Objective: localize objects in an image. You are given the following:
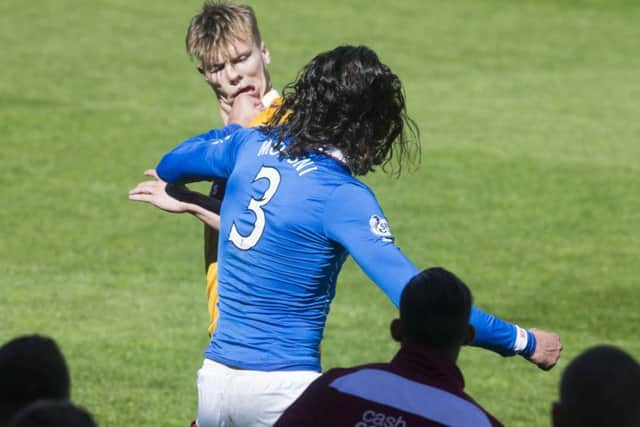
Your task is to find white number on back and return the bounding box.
[229,166,281,250]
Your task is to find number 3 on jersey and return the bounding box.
[229,166,281,250]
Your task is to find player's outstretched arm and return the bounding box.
[323,183,562,370]
[128,169,221,230]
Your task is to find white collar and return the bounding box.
[319,146,348,165]
[262,89,280,108]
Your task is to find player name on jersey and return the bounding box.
[257,140,318,176]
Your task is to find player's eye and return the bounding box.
[234,54,250,64]
[200,64,224,75]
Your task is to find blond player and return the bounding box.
[130,1,280,336]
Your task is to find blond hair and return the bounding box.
[186,1,262,67]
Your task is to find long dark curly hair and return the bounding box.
[265,45,419,176]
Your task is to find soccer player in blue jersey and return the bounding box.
[155,45,562,426]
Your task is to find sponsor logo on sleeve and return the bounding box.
[369,215,394,243]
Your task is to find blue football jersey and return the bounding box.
[157,125,527,371]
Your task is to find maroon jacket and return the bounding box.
[275,345,503,427]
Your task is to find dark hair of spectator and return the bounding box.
[400,267,472,349]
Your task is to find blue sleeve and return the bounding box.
[470,307,518,356]
[156,124,243,184]
[323,183,419,306]
[323,183,528,357]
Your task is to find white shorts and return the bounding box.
[196,359,320,427]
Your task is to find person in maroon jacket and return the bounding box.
[274,267,503,427]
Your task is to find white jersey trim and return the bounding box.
[513,325,529,353]
[329,368,492,427]
[262,89,280,108]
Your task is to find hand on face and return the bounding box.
[227,93,265,127]
[200,39,271,124]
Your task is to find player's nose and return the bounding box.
[225,64,241,85]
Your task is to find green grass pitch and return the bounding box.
[2,0,639,425]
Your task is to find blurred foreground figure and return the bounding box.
[552,345,640,427]
[7,400,97,427]
[0,335,70,426]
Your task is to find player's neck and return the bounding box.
[219,104,230,126]
[401,342,460,363]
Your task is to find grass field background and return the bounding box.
[2,0,639,425]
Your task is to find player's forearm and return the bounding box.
[348,232,537,358]
[469,307,536,357]
[157,141,216,184]
[157,124,241,184]
[186,203,221,230]
[344,216,538,358]
[165,184,221,214]
[163,184,221,228]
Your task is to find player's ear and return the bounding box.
[390,318,403,342]
[260,42,271,65]
[463,324,475,346]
